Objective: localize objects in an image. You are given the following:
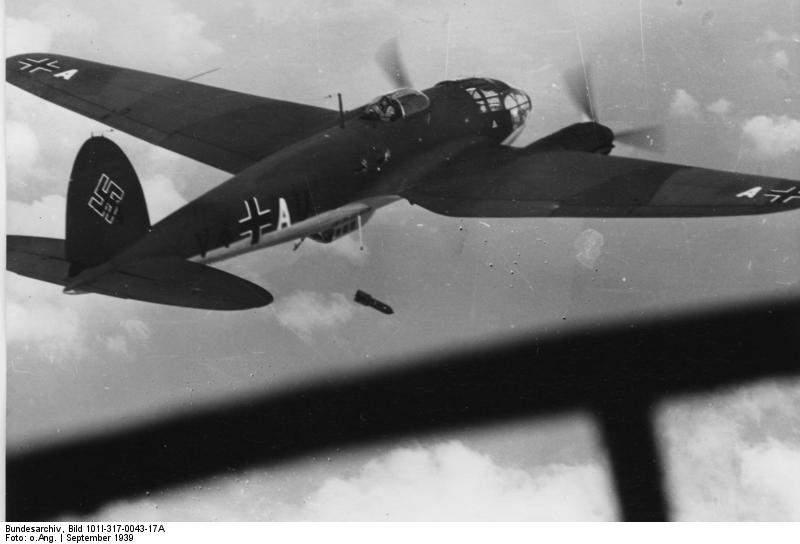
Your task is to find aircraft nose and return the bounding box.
[514,88,532,113]
[504,87,532,131]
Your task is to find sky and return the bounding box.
[5,0,800,521]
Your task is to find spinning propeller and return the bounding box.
[563,65,665,153]
[376,38,414,89]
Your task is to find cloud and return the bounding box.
[5,17,53,54]
[6,256,152,365]
[6,281,154,366]
[772,49,790,70]
[760,29,800,44]
[7,195,66,237]
[141,174,189,223]
[5,121,43,187]
[272,291,355,340]
[574,228,604,269]
[6,277,83,363]
[669,89,701,118]
[739,441,800,519]
[706,98,732,117]
[741,115,800,158]
[29,0,222,73]
[659,380,800,521]
[83,441,615,521]
[295,441,613,520]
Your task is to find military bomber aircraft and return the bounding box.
[7,43,800,309]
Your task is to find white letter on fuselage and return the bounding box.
[277,197,292,230]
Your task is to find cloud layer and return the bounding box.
[84,441,616,521]
[659,380,800,521]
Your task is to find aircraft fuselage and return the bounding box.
[109,80,531,267]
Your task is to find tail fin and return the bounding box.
[66,136,150,269]
[8,137,273,310]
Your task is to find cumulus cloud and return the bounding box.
[295,442,613,521]
[4,272,154,364]
[706,98,732,117]
[84,441,616,521]
[574,228,604,269]
[669,89,701,118]
[659,380,800,520]
[741,115,800,158]
[8,278,145,366]
[272,291,355,340]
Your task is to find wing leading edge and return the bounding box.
[403,148,800,218]
[7,53,340,173]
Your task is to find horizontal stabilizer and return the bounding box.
[7,235,272,310]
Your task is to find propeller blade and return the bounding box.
[615,125,666,153]
[376,38,413,89]
[563,65,597,122]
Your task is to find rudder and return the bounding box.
[66,136,150,269]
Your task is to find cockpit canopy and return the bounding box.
[439,77,532,130]
[363,88,431,122]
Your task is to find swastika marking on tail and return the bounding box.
[88,173,125,224]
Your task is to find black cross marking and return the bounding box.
[764,185,800,204]
[18,57,61,74]
[238,196,272,245]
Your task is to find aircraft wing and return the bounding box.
[7,53,341,173]
[402,148,800,217]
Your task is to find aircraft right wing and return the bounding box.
[402,147,800,218]
[7,53,341,173]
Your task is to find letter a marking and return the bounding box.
[736,187,762,199]
[277,197,292,230]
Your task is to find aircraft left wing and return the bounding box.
[7,53,341,173]
[402,147,800,217]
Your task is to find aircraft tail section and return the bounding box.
[7,137,273,310]
[66,136,150,269]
